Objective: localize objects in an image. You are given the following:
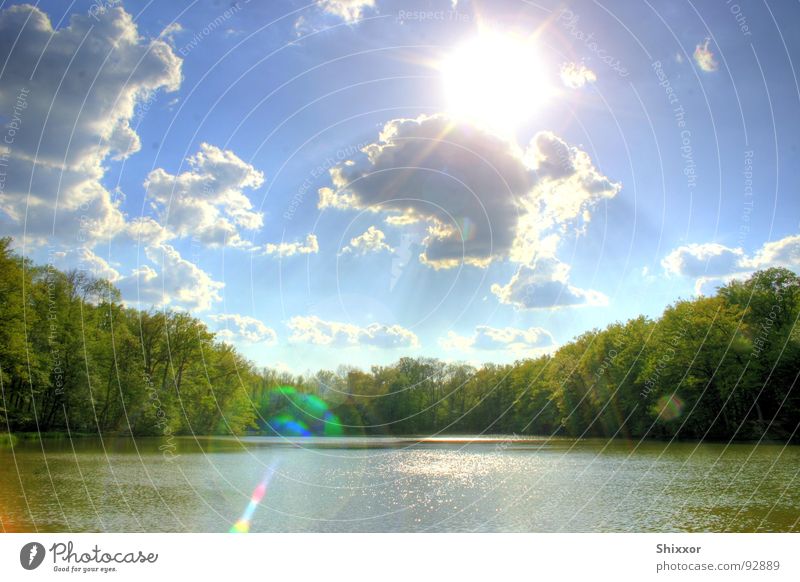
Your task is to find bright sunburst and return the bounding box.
[440,30,552,135]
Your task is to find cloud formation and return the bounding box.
[145,144,264,248]
[209,313,277,344]
[662,243,745,278]
[560,62,597,88]
[0,4,181,246]
[116,244,223,311]
[319,0,376,22]
[263,234,319,257]
[693,38,718,72]
[318,114,619,307]
[441,325,555,352]
[288,315,419,348]
[662,235,800,293]
[748,235,800,269]
[491,256,608,309]
[319,115,531,268]
[340,226,394,255]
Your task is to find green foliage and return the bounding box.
[249,269,799,441]
[0,240,256,437]
[1,238,797,442]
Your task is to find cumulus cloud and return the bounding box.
[662,235,800,294]
[263,234,319,257]
[318,115,531,268]
[693,38,718,72]
[209,313,277,344]
[560,62,597,88]
[0,4,181,246]
[122,217,174,247]
[520,131,621,245]
[288,315,419,348]
[747,235,800,269]
[491,256,608,309]
[340,226,393,255]
[145,143,264,248]
[318,114,619,306]
[74,248,121,283]
[116,244,223,311]
[662,243,746,278]
[319,0,376,22]
[441,325,555,352]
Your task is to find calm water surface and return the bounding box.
[1,436,798,532]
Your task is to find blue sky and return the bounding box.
[1,0,799,373]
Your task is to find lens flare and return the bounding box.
[230,462,279,533]
[261,386,343,437]
[654,393,685,421]
[455,216,476,241]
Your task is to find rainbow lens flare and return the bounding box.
[261,386,343,437]
[230,462,279,533]
[455,216,476,241]
[654,393,685,421]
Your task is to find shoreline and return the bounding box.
[2,431,794,447]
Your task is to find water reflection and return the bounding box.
[0,437,797,532]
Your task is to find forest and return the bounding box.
[1,237,798,441]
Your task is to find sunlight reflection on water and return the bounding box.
[0,437,797,532]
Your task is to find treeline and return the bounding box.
[1,237,799,441]
[0,238,255,436]
[263,268,800,441]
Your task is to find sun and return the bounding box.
[440,30,551,135]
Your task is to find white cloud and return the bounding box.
[122,217,173,247]
[747,235,800,269]
[693,38,718,72]
[661,243,746,278]
[560,62,597,88]
[318,114,618,308]
[145,143,264,248]
[441,325,555,352]
[662,235,800,294]
[0,4,181,246]
[288,315,419,348]
[209,313,277,344]
[263,234,319,257]
[319,115,531,268]
[116,244,223,311]
[318,0,376,22]
[491,256,608,309]
[53,247,121,283]
[75,248,121,283]
[340,226,393,255]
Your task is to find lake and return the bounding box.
[1,436,798,532]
